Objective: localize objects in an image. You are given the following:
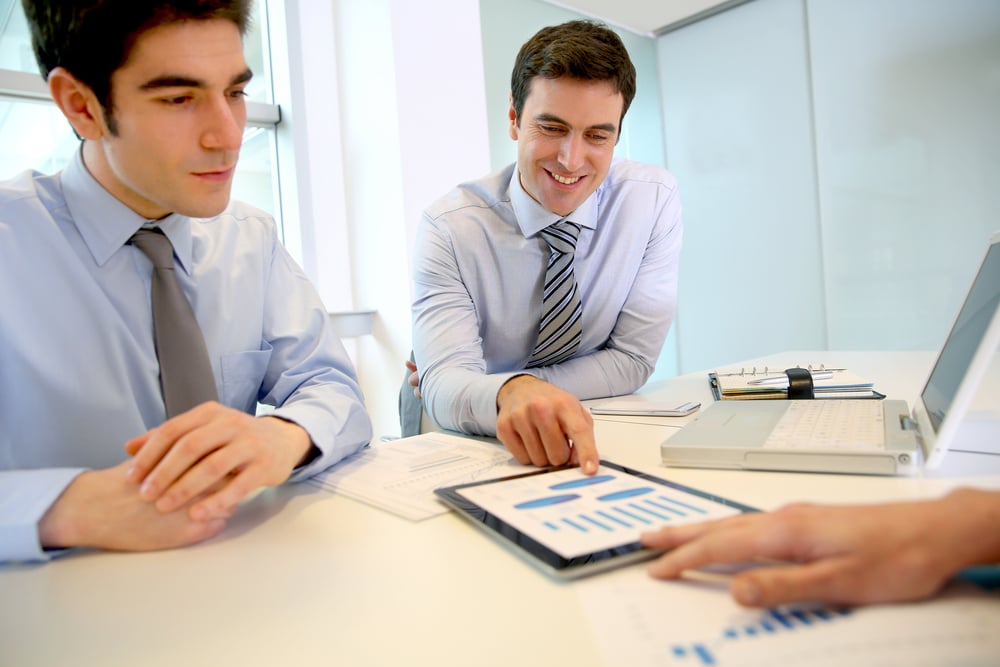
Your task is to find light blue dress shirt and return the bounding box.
[0,149,372,562]
[412,158,683,435]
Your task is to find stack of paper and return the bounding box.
[308,432,527,520]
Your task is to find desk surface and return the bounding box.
[3,351,999,666]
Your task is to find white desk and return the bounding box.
[2,351,998,666]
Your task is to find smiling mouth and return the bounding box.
[549,171,582,185]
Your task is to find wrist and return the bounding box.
[260,415,316,469]
[37,472,92,550]
[496,373,538,409]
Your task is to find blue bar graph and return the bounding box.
[669,606,854,664]
[550,475,615,490]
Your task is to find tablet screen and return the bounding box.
[434,460,757,579]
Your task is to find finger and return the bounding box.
[730,559,852,607]
[126,403,219,484]
[497,417,544,467]
[124,431,150,457]
[139,413,240,503]
[646,521,792,579]
[640,516,734,549]
[152,443,248,513]
[519,424,552,467]
[536,415,574,467]
[188,470,254,521]
[405,360,417,373]
[408,370,419,388]
[559,404,597,474]
[564,426,597,474]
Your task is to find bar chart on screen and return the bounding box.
[577,565,1000,667]
[458,466,742,559]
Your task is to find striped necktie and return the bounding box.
[527,220,583,368]
[131,228,218,418]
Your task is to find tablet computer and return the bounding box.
[434,460,758,580]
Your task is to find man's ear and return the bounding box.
[507,93,519,141]
[47,67,107,140]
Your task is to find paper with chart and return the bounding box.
[308,432,527,520]
[456,465,742,559]
[576,564,1000,667]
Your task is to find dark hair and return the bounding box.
[22,0,252,115]
[510,20,636,129]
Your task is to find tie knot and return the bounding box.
[540,220,581,255]
[131,228,175,269]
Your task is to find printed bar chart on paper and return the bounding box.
[576,564,1000,667]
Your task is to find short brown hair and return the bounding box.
[510,20,636,129]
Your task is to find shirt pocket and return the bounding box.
[220,343,273,413]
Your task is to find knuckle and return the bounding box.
[175,435,205,458]
[203,455,233,479]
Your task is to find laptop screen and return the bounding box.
[921,240,1000,432]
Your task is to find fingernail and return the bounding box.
[140,480,155,500]
[584,460,598,474]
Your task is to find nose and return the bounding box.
[202,96,246,152]
[557,133,586,173]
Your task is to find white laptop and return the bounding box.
[661,233,1000,476]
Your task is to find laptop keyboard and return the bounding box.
[764,400,886,450]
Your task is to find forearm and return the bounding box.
[420,365,522,436]
[532,345,655,399]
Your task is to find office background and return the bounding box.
[0,0,996,440]
[344,0,999,438]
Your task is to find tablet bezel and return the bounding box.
[434,460,758,580]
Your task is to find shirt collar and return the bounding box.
[61,147,194,273]
[508,166,599,238]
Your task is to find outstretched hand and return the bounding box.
[641,489,1000,607]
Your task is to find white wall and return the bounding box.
[331,0,491,439]
[658,0,1000,373]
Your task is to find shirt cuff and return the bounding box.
[0,468,85,564]
[271,400,372,482]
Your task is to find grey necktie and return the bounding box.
[527,220,583,368]
[131,228,218,417]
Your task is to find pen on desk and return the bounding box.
[747,371,834,385]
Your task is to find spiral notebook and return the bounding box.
[708,366,882,400]
[663,233,1000,476]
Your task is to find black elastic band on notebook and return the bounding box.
[785,367,815,399]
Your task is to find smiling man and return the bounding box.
[407,21,683,472]
[0,0,372,563]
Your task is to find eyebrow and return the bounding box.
[534,112,617,134]
[139,68,253,91]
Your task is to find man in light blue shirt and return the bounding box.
[409,21,682,474]
[0,0,372,563]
